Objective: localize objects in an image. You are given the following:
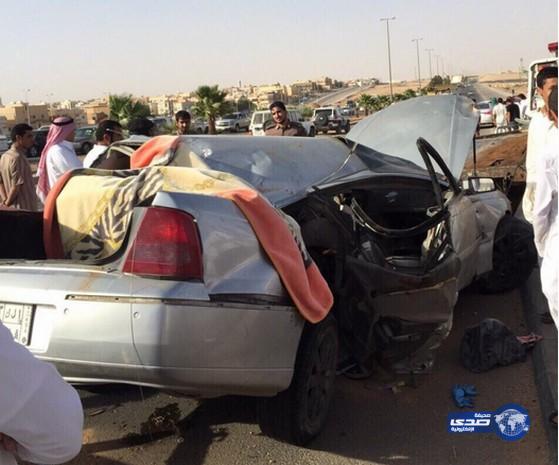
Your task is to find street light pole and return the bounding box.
[435,55,440,76]
[425,48,434,80]
[24,88,31,125]
[412,38,423,91]
[380,16,396,101]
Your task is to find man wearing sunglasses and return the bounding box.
[83,119,124,168]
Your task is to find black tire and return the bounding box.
[308,127,316,137]
[234,124,240,133]
[476,215,537,293]
[344,121,351,133]
[81,142,92,154]
[258,316,338,445]
[196,127,203,134]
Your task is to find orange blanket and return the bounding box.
[217,188,333,323]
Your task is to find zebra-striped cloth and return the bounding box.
[54,166,249,262]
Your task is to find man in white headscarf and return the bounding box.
[36,116,82,203]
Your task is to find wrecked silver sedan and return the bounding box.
[0,96,536,445]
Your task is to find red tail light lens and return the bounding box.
[123,207,203,280]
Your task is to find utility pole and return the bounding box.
[435,55,440,76]
[425,48,434,80]
[412,38,423,91]
[380,16,396,101]
[23,88,31,125]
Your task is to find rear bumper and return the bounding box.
[29,297,304,397]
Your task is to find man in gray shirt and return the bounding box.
[0,124,38,211]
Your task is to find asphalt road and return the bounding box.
[66,285,552,465]
[307,85,368,107]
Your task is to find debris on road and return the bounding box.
[460,318,527,372]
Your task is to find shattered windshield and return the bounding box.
[173,136,367,206]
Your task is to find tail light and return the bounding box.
[123,207,203,280]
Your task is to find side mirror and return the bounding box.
[462,177,496,193]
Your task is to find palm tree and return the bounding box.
[358,94,375,116]
[192,85,229,134]
[109,94,151,128]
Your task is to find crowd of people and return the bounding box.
[490,94,528,134]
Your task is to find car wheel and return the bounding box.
[476,215,537,293]
[196,127,203,134]
[204,127,209,134]
[308,127,316,137]
[81,142,92,154]
[258,315,338,445]
[345,122,351,133]
[235,124,240,132]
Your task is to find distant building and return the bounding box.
[0,102,50,130]
[0,116,7,135]
[288,80,318,99]
[80,100,110,125]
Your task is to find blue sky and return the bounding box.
[0,0,557,103]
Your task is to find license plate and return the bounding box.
[0,303,34,345]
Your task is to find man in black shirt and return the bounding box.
[506,98,520,132]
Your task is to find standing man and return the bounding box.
[265,101,307,136]
[533,85,558,327]
[175,110,192,135]
[36,116,82,203]
[0,124,38,210]
[83,120,124,168]
[492,98,508,134]
[505,97,520,132]
[522,66,558,224]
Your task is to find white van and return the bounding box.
[249,110,315,136]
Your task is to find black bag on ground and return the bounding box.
[460,318,526,372]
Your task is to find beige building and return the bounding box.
[80,100,109,125]
[148,95,191,116]
[251,83,288,109]
[287,80,318,99]
[0,102,50,131]
[0,116,8,135]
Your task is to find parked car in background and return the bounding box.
[191,118,209,134]
[341,107,356,116]
[312,107,351,134]
[28,127,50,158]
[475,100,494,127]
[249,109,315,136]
[215,112,250,133]
[148,116,173,135]
[73,125,96,154]
[0,135,10,153]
